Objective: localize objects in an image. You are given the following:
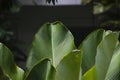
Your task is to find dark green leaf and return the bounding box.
[25,59,56,80]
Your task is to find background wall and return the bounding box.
[10,5,97,47]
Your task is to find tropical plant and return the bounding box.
[0,21,120,80]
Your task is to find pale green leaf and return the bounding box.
[26,21,75,70]
[105,43,120,80]
[0,43,24,80]
[96,31,119,80]
[56,50,81,80]
[79,29,104,74]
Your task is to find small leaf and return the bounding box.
[81,0,92,5]
[94,2,113,14]
[25,59,56,80]
[0,43,24,80]
[94,3,104,14]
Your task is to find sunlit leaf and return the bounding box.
[105,43,120,80]
[26,21,75,70]
[82,66,97,80]
[96,31,119,80]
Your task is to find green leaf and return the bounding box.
[56,50,81,80]
[95,31,119,80]
[25,59,56,80]
[105,43,120,80]
[81,0,92,5]
[94,3,104,14]
[93,2,113,14]
[26,21,75,70]
[0,43,24,80]
[79,29,104,74]
[82,66,97,80]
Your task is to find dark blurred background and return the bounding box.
[0,0,120,68]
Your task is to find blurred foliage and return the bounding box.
[80,0,120,29]
[0,0,20,13]
[94,0,120,14]
[93,0,120,28]
[81,0,92,5]
[0,0,26,68]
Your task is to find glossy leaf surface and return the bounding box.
[26,22,75,70]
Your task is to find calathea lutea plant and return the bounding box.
[0,21,120,80]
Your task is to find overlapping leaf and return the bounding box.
[56,50,81,80]
[79,29,104,74]
[105,43,120,80]
[0,21,120,80]
[82,66,97,80]
[26,22,75,70]
[0,43,24,80]
[25,59,56,80]
[96,31,119,80]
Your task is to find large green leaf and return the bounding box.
[82,66,97,80]
[95,31,119,80]
[0,43,24,80]
[105,43,120,80]
[26,21,75,70]
[56,50,81,80]
[79,29,104,74]
[25,59,56,80]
